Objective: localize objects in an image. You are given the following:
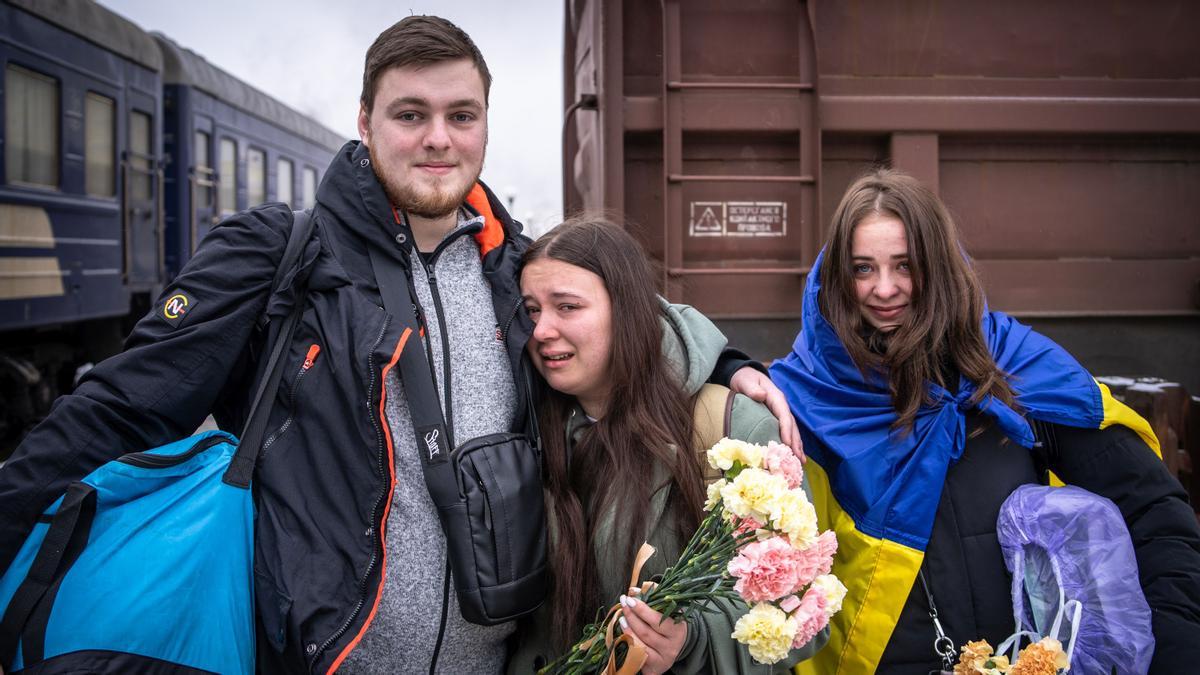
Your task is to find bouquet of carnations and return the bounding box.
[954,637,1069,675]
[540,438,845,674]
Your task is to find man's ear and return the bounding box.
[357,104,371,146]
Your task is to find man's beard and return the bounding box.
[368,143,482,219]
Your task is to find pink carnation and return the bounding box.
[789,530,838,588]
[733,516,764,538]
[779,594,802,613]
[791,588,829,649]
[813,530,838,577]
[727,537,804,603]
[763,441,805,490]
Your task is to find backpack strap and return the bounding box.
[693,383,734,483]
[0,482,97,664]
[223,209,316,487]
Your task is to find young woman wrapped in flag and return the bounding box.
[770,169,1200,674]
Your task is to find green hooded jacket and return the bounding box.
[508,302,827,674]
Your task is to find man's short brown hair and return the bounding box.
[360,15,492,114]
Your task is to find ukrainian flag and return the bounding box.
[770,252,1158,674]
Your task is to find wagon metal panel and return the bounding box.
[565,0,1200,378]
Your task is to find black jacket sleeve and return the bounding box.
[1050,422,1200,674]
[710,347,766,387]
[0,205,292,575]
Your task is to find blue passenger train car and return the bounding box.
[154,34,342,278]
[0,0,343,452]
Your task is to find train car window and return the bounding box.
[247,148,266,206]
[219,137,237,216]
[129,110,153,202]
[194,131,213,208]
[276,158,293,206]
[5,64,60,188]
[84,93,115,197]
[302,167,317,209]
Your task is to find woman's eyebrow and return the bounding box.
[522,290,585,300]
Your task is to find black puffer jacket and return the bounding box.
[877,411,1200,674]
[0,141,539,673]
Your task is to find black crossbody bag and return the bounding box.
[368,246,547,626]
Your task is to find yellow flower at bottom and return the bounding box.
[731,603,797,665]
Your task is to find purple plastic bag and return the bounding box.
[997,484,1154,674]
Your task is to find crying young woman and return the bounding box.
[506,218,823,674]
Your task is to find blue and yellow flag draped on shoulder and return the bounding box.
[769,251,1158,674]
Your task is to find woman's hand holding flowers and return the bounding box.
[618,590,688,675]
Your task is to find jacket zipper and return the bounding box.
[310,318,390,671]
[502,298,541,454]
[117,434,228,468]
[315,217,481,672]
[499,296,522,343]
[262,344,321,454]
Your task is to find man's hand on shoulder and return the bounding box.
[729,367,804,461]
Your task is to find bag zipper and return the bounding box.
[262,344,321,454]
[117,434,229,468]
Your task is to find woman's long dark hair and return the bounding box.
[522,217,707,645]
[819,168,1018,430]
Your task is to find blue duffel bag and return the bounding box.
[0,210,314,674]
[0,432,252,673]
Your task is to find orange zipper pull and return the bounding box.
[303,344,321,370]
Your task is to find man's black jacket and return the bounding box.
[0,141,546,672]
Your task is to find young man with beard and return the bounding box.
[0,16,799,673]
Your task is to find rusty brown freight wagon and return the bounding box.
[563,0,1200,391]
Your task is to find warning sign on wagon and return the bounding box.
[689,201,787,237]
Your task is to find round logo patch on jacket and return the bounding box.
[160,289,197,328]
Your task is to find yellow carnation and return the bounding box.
[704,479,726,511]
[707,438,765,472]
[810,574,848,615]
[768,488,818,548]
[731,602,797,665]
[720,468,789,522]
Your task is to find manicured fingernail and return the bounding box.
[628,597,638,607]
[619,595,628,606]
[619,617,628,630]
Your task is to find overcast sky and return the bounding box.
[101,0,565,236]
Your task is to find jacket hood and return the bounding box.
[314,141,522,266]
[659,298,726,397]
